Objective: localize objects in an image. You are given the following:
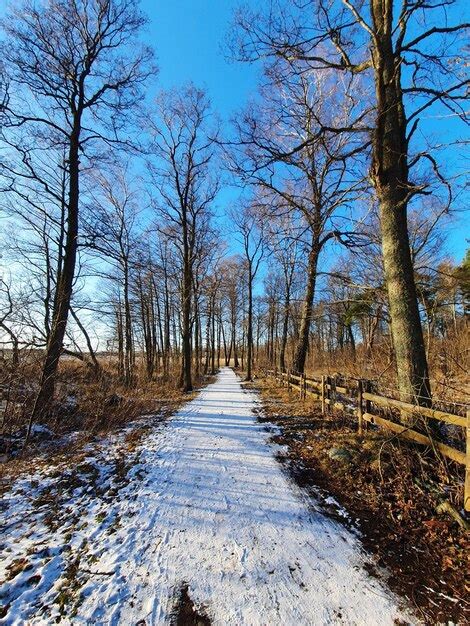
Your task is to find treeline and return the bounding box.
[0,0,469,428]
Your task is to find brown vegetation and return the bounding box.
[0,355,211,469]
[251,375,469,624]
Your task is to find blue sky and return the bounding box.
[1,0,467,263]
[140,0,261,252]
[141,0,259,118]
[141,0,468,263]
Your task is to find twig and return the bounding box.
[80,568,115,576]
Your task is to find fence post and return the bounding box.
[331,375,337,410]
[465,409,470,512]
[364,380,372,431]
[326,375,331,413]
[357,379,364,436]
[321,375,325,415]
[287,369,291,392]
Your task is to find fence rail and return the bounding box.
[265,369,470,512]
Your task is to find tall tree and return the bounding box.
[232,0,468,403]
[1,0,153,417]
[149,85,219,392]
[229,68,365,373]
[266,215,304,372]
[86,167,141,386]
[232,203,265,381]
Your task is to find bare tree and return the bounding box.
[1,0,154,418]
[229,66,366,373]
[86,167,141,386]
[149,85,219,391]
[0,278,20,366]
[232,203,266,381]
[219,258,245,367]
[265,214,304,372]
[231,0,469,404]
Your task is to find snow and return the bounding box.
[29,424,53,436]
[0,367,415,625]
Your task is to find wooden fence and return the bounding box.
[265,369,470,512]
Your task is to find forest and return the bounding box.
[0,0,468,424]
[0,0,468,625]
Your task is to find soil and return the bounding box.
[248,376,469,625]
[173,584,211,626]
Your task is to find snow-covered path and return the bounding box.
[2,368,414,625]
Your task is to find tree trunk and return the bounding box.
[163,270,171,376]
[246,268,254,381]
[279,290,290,372]
[292,241,319,374]
[194,295,201,378]
[210,294,216,375]
[370,0,431,405]
[255,311,261,362]
[32,117,81,419]
[378,198,431,403]
[267,304,275,364]
[204,296,211,374]
[274,302,279,366]
[70,308,101,374]
[116,307,124,379]
[232,317,239,368]
[154,279,165,376]
[221,320,229,365]
[347,323,356,354]
[181,256,193,392]
[216,307,222,369]
[123,259,133,386]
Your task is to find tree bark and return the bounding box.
[246,265,254,381]
[292,240,319,374]
[32,115,81,418]
[370,0,431,405]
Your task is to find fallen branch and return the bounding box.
[435,500,469,531]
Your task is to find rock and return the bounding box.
[327,446,352,464]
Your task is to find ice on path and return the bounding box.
[2,367,414,625]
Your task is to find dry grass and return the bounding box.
[255,324,470,409]
[0,356,214,476]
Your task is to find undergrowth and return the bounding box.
[252,375,469,625]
